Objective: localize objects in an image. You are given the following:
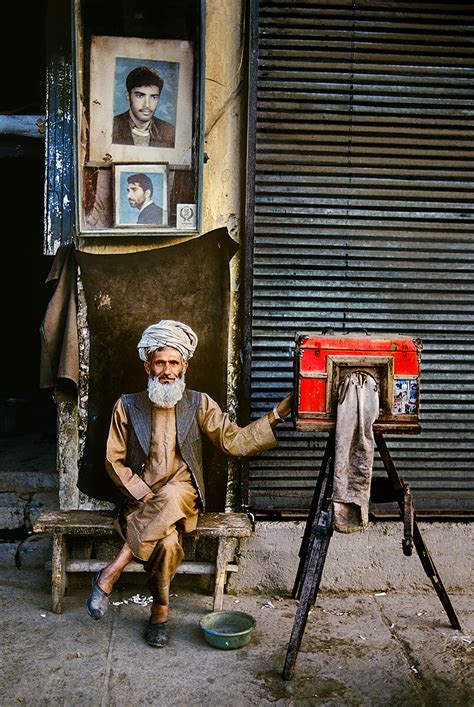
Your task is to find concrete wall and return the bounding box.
[3,515,472,596]
[201,0,247,237]
[228,521,474,594]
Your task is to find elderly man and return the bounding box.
[87,319,292,647]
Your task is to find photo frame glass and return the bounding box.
[75,0,203,236]
[114,164,168,227]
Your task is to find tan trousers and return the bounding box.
[143,529,184,605]
[119,468,199,605]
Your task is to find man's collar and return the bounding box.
[128,110,151,133]
[139,198,153,213]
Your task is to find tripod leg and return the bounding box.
[413,522,462,630]
[375,433,462,631]
[292,431,335,599]
[294,493,334,607]
[402,485,414,556]
[282,507,333,681]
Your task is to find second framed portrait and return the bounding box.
[114,164,168,228]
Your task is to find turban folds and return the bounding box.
[137,319,198,362]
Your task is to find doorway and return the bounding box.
[0,2,56,531]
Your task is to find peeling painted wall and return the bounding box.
[201,0,247,238]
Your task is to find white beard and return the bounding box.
[147,375,186,408]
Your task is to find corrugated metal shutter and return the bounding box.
[246,0,474,517]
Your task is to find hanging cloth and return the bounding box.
[333,371,379,533]
[39,243,79,402]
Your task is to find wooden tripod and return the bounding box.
[282,430,462,681]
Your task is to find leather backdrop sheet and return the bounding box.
[75,228,239,508]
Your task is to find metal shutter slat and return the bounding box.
[246,0,474,517]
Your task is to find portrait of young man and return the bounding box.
[114,166,168,227]
[88,37,193,166]
[112,66,176,149]
[126,173,164,225]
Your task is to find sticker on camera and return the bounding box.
[393,379,418,415]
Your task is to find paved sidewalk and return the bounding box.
[0,567,472,706]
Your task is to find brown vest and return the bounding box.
[121,388,206,508]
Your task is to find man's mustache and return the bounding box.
[149,373,184,382]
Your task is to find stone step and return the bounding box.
[0,432,56,475]
[0,491,58,532]
[0,470,57,494]
[0,431,57,498]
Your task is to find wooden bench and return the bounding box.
[33,510,253,614]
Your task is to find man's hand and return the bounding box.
[277,392,293,419]
[269,392,294,427]
[141,491,157,503]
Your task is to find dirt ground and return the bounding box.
[0,566,472,706]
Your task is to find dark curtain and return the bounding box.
[75,228,239,509]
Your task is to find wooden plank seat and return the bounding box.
[33,510,253,614]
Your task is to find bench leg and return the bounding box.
[51,532,67,614]
[213,537,237,611]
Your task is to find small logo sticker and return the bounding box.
[177,203,197,229]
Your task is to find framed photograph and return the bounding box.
[72,0,205,235]
[89,35,193,166]
[114,164,168,228]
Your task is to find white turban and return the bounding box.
[137,319,198,362]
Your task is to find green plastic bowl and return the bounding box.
[199,610,256,650]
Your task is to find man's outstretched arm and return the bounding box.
[197,391,294,458]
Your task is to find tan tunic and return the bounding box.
[106,392,276,561]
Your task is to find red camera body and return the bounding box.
[294,332,422,434]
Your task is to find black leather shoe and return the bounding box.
[86,571,111,620]
[145,621,169,647]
